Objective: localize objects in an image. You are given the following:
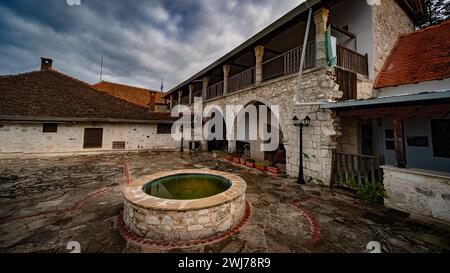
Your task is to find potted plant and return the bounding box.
[267,164,281,174]
[255,161,267,171]
[245,159,255,168]
[212,150,222,158]
[233,154,241,163]
[225,153,233,161]
[239,157,247,165]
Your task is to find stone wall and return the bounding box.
[202,67,340,185]
[371,0,414,78]
[357,74,375,99]
[123,193,246,241]
[336,118,360,154]
[383,166,450,222]
[0,122,181,156]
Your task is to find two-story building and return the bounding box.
[164,0,425,180]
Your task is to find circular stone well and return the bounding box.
[122,169,247,241]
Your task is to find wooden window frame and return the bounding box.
[83,128,103,149]
[43,123,58,133]
[157,123,172,135]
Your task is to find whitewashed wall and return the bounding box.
[0,122,182,156]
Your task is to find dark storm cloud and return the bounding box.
[0,0,305,90]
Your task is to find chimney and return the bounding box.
[40,58,53,70]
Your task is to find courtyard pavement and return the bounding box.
[0,151,449,253]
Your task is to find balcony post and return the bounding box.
[313,7,329,67]
[178,90,182,105]
[169,94,174,110]
[254,45,264,85]
[223,65,230,96]
[188,84,194,104]
[202,77,209,100]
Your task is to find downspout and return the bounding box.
[294,7,313,103]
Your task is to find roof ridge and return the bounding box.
[93,80,161,93]
[398,19,450,39]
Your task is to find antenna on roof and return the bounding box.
[99,55,103,82]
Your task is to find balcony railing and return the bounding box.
[263,41,315,81]
[228,67,255,94]
[336,45,368,76]
[206,81,223,100]
[180,95,189,105]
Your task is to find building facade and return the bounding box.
[0,58,181,157]
[164,0,428,185]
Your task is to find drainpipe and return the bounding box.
[294,7,313,103]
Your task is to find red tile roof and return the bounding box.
[0,69,175,122]
[374,20,450,89]
[91,81,166,110]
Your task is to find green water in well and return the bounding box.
[142,173,231,200]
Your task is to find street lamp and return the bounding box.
[293,115,311,184]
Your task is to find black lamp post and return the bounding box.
[293,115,311,184]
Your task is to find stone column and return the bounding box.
[169,94,174,110]
[178,90,182,105]
[254,45,264,85]
[223,64,231,96]
[202,77,209,100]
[188,84,194,105]
[313,7,329,68]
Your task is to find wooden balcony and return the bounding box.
[336,45,369,76]
[263,41,315,81]
[228,67,255,94]
[206,81,223,100]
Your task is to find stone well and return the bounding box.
[122,169,247,241]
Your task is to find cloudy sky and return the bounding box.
[0,0,306,91]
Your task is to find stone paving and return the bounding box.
[0,151,449,253]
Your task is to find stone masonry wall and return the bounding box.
[0,122,181,156]
[372,0,414,78]
[203,67,341,185]
[123,193,246,241]
[383,166,450,222]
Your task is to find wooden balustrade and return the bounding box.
[335,67,357,101]
[263,41,315,81]
[228,67,255,94]
[336,45,369,76]
[331,151,384,190]
[206,81,223,100]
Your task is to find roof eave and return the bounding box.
[0,116,175,124]
[163,0,322,98]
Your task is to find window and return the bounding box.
[83,128,103,148]
[112,141,126,150]
[43,123,57,133]
[431,119,450,158]
[385,129,395,150]
[157,123,172,134]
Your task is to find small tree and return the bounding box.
[421,0,450,28]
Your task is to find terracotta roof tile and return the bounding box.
[0,69,175,122]
[374,20,450,89]
[91,81,166,109]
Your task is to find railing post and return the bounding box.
[223,65,230,96]
[169,94,173,110]
[254,45,264,85]
[178,90,182,105]
[188,84,194,105]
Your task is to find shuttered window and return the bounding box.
[43,123,58,133]
[83,128,103,148]
[157,123,172,134]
